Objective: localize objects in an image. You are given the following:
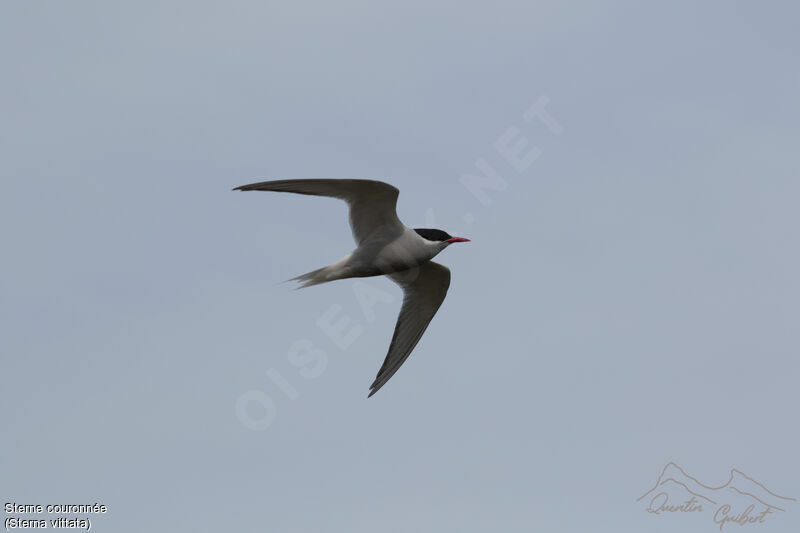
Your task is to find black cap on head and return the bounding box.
[414,228,452,242]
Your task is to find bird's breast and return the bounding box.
[362,231,440,275]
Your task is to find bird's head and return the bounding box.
[414,228,471,249]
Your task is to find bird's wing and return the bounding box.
[368,261,451,397]
[234,179,402,245]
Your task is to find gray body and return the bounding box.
[296,227,451,287]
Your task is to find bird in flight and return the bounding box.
[234,179,470,397]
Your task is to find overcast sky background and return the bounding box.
[2,2,799,532]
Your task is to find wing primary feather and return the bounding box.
[233,178,402,245]
[367,262,451,397]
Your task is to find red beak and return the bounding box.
[446,237,471,243]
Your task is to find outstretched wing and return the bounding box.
[368,261,452,397]
[234,179,402,244]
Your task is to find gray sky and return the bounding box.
[2,2,798,532]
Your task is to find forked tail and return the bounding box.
[288,265,333,289]
[287,254,353,289]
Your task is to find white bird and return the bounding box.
[234,179,470,397]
